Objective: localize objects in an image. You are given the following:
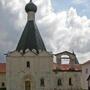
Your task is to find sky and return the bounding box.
[0,0,90,63]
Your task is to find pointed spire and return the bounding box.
[16,21,46,54]
[16,0,46,54]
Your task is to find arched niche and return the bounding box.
[24,75,32,90]
[61,55,70,64]
[21,74,33,90]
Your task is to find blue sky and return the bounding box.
[52,0,90,18]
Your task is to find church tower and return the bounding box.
[16,0,46,54]
[6,1,82,90]
[6,1,53,90]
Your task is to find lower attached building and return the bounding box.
[0,64,6,90]
[0,51,82,90]
[81,60,90,90]
[53,63,82,90]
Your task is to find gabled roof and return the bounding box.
[0,63,6,73]
[55,51,73,55]
[55,51,79,64]
[16,21,46,54]
[82,60,90,65]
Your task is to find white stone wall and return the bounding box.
[0,73,6,88]
[6,51,82,90]
[82,63,90,90]
[6,51,53,90]
[52,71,82,90]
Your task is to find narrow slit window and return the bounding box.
[86,68,88,74]
[27,61,30,68]
[69,78,72,86]
[40,78,45,87]
[57,79,62,86]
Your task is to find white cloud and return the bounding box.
[0,0,90,63]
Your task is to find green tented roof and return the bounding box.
[16,21,46,54]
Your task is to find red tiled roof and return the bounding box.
[53,63,81,72]
[0,63,6,73]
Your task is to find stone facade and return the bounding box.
[0,73,6,89]
[56,51,79,64]
[52,71,82,90]
[6,51,54,90]
[81,60,90,90]
[53,51,82,90]
[5,51,82,90]
[0,64,6,90]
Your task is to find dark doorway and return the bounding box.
[25,81,31,90]
[88,87,90,90]
[0,88,6,90]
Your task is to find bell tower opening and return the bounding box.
[61,55,70,64]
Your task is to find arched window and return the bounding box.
[26,61,30,68]
[25,81,31,90]
[57,79,62,86]
[69,78,72,86]
[40,78,45,87]
[61,55,70,64]
[86,68,88,74]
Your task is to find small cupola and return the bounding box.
[25,0,37,13]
